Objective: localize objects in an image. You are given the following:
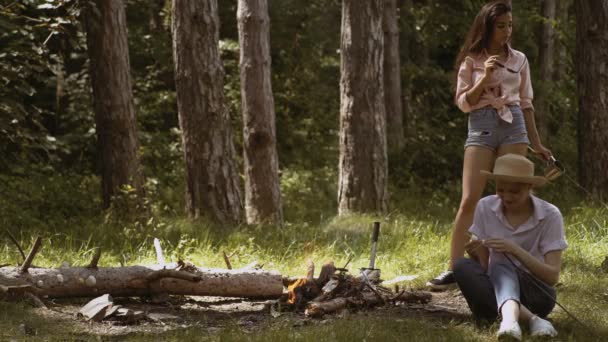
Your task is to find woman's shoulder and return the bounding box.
[532,195,563,220]
[507,46,528,63]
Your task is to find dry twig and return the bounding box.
[20,237,42,273]
[4,229,26,262]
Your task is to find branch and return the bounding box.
[87,247,101,269]
[153,238,165,266]
[20,237,42,273]
[4,229,26,262]
[222,251,232,270]
[145,269,201,283]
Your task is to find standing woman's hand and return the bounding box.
[482,55,500,80]
[531,143,552,161]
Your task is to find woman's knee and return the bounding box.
[453,257,478,279]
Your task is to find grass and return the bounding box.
[1,203,608,341]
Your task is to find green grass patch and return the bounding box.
[2,206,608,340]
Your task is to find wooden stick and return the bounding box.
[146,269,201,283]
[392,290,432,303]
[88,247,101,269]
[222,251,232,269]
[305,297,349,317]
[20,237,42,273]
[4,229,26,262]
[306,259,315,281]
[316,262,336,286]
[153,238,165,266]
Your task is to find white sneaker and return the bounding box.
[529,316,558,337]
[497,320,522,341]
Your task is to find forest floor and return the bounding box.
[3,289,473,340]
[2,209,608,340]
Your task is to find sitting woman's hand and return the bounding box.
[482,238,521,255]
[465,239,483,261]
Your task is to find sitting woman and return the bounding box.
[453,153,567,340]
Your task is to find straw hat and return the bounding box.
[481,153,547,187]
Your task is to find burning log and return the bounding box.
[285,257,433,318]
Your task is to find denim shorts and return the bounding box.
[464,105,529,151]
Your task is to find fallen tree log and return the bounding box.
[0,262,283,299]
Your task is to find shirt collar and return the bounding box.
[490,194,546,233]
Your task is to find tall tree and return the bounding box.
[172,0,243,223]
[338,0,388,215]
[553,0,571,82]
[536,0,556,140]
[237,0,283,225]
[576,0,608,199]
[82,0,144,209]
[383,0,404,154]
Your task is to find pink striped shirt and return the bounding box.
[455,46,534,123]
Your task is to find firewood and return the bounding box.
[305,297,349,317]
[392,290,432,304]
[315,261,336,287]
[0,263,283,299]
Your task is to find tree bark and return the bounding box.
[576,1,608,199]
[82,0,144,209]
[0,264,283,299]
[536,0,556,139]
[172,0,243,223]
[338,0,388,215]
[237,0,283,226]
[553,0,571,82]
[383,0,404,154]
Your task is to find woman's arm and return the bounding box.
[464,55,500,106]
[464,76,490,106]
[483,238,562,285]
[512,247,562,286]
[523,108,552,160]
[519,57,552,160]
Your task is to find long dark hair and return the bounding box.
[453,1,512,72]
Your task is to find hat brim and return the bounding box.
[480,170,548,187]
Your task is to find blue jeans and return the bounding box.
[453,258,556,321]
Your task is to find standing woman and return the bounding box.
[427,1,552,290]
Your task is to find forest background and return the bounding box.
[1,0,587,227]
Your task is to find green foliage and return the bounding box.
[1,0,586,222]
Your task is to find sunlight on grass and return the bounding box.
[1,206,607,340]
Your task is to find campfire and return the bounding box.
[280,259,431,318]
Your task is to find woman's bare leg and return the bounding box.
[449,146,495,268]
[497,143,528,157]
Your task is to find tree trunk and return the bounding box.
[383,0,404,154]
[82,0,145,209]
[553,0,571,82]
[0,264,282,299]
[536,0,556,140]
[172,0,243,223]
[237,0,283,226]
[338,0,388,215]
[576,1,608,200]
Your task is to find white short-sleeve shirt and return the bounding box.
[469,195,568,270]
